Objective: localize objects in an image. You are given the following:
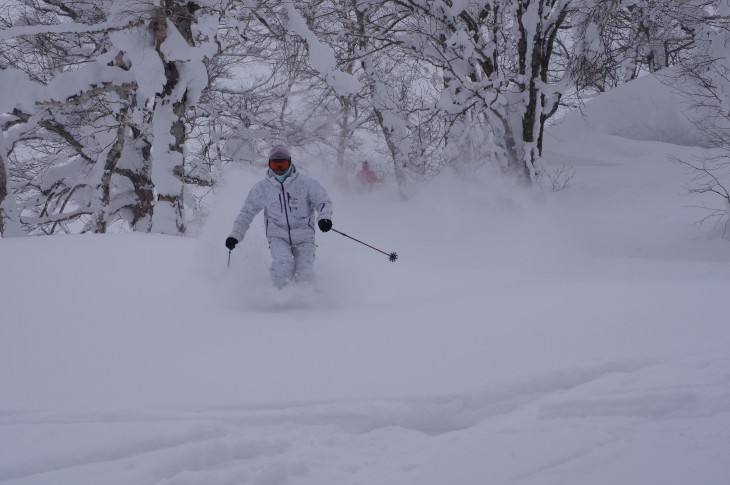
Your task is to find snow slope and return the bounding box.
[555,72,713,148]
[2,75,730,484]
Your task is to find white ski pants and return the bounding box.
[268,237,316,288]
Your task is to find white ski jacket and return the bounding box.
[230,166,333,245]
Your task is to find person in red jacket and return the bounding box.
[356,161,379,191]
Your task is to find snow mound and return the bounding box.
[552,74,712,147]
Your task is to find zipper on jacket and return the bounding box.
[279,182,293,244]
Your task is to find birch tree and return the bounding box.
[352,1,444,197]
[569,0,711,93]
[0,0,219,236]
[111,0,218,234]
[377,0,573,184]
[0,1,142,235]
[0,124,22,237]
[291,0,445,197]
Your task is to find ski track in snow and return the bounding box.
[4,75,730,484]
[2,349,729,485]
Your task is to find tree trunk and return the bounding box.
[0,154,8,236]
[335,96,351,189]
[0,152,21,237]
[373,108,409,200]
[515,1,568,183]
[355,6,408,199]
[150,99,187,234]
[95,103,130,233]
[149,1,198,235]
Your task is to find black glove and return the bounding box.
[225,237,238,250]
[318,219,332,232]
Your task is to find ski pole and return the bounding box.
[331,228,398,262]
[227,249,232,268]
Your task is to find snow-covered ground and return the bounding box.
[2,75,730,484]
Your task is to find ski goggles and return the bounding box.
[268,159,291,172]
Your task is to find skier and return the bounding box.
[356,160,379,191]
[225,144,333,288]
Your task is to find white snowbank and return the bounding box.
[551,74,712,147]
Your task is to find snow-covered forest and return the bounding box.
[2,1,730,484]
[2,0,729,236]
